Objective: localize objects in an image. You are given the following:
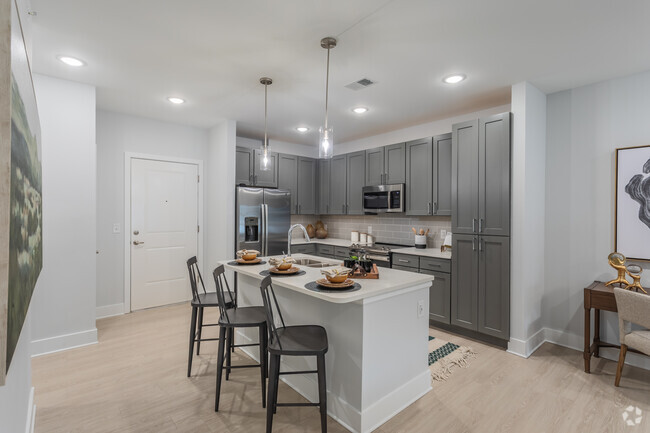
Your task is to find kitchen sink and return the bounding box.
[294,258,339,268]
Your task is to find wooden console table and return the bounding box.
[583,280,646,373]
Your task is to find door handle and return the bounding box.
[433,202,438,214]
[472,237,476,251]
[472,218,476,233]
[133,240,144,246]
[479,237,483,252]
[478,218,483,233]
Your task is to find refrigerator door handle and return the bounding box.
[264,204,269,256]
[260,203,266,256]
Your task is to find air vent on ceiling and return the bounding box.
[345,78,375,91]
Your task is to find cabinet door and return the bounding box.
[479,113,511,236]
[385,142,406,184]
[297,157,317,214]
[365,147,385,186]
[254,149,278,188]
[346,151,366,215]
[278,154,298,214]
[478,235,510,340]
[432,133,452,216]
[452,120,479,234]
[329,155,347,215]
[235,147,253,185]
[317,159,330,214]
[420,269,451,325]
[405,138,433,215]
[451,234,478,331]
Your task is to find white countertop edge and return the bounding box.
[222,254,434,304]
[391,247,452,259]
[361,281,433,305]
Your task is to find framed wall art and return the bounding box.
[0,0,42,386]
[615,144,650,262]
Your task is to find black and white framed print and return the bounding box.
[616,145,650,261]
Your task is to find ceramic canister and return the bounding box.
[360,233,368,243]
[351,231,360,242]
[414,234,427,249]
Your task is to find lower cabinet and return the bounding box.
[420,269,451,325]
[291,244,316,255]
[451,234,510,340]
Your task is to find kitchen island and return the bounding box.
[222,254,434,433]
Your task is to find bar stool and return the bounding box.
[186,256,235,377]
[213,265,269,411]
[259,275,329,433]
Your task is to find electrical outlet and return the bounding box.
[441,229,447,239]
[417,300,425,318]
[112,223,121,234]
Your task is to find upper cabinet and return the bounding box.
[451,113,511,235]
[297,157,317,215]
[405,137,433,215]
[278,154,298,212]
[235,146,278,188]
[317,159,330,214]
[365,143,405,186]
[329,155,347,215]
[432,133,452,216]
[346,151,366,215]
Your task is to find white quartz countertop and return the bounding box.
[391,247,452,260]
[221,254,434,304]
[291,237,364,247]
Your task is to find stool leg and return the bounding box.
[259,324,267,408]
[266,354,279,433]
[214,326,227,412]
[273,354,280,414]
[226,327,232,381]
[317,354,327,433]
[187,306,198,377]
[196,307,204,355]
[230,327,235,353]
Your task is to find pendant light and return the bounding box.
[319,37,337,159]
[260,77,273,171]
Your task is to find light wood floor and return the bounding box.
[33,303,650,433]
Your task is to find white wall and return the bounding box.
[30,74,98,356]
[95,110,209,314]
[236,136,316,158]
[336,104,511,152]
[508,82,547,357]
[545,70,650,369]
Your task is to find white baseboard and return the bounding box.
[31,328,98,357]
[25,386,35,433]
[507,327,546,358]
[96,303,125,319]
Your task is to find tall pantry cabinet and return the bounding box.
[451,112,511,341]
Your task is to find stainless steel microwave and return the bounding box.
[362,184,405,214]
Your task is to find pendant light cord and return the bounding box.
[264,82,268,149]
[324,47,330,130]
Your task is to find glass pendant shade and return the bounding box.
[319,126,333,159]
[260,144,271,171]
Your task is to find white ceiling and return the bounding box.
[30,0,650,145]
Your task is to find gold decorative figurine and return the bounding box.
[605,252,629,287]
[624,264,648,294]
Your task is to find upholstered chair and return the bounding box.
[613,288,650,386]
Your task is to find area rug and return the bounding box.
[428,333,476,382]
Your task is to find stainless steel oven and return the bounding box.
[362,184,404,214]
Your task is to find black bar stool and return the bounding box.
[213,265,269,411]
[186,256,235,377]
[259,275,329,433]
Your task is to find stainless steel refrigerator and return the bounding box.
[235,187,291,256]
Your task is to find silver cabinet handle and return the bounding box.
[479,237,483,252]
[472,237,476,251]
[133,241,144,245]
[398,259,409,263]
[472,218,476,233]
[479,218,483,233]
[427,202,431,214]
[433,202,438,214]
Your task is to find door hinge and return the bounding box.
[197,225,200,233]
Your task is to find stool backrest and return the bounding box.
[213,265,236,323]
[186,256,206,302]
[614,288,650,330]
[259,276,286,350]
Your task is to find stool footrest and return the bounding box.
[233,343,259,348]
[275,402,320,407]
[223,364,261,370]
[279,370,318,375]
[194,337,220,342]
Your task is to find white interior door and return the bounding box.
[130,158,198,311]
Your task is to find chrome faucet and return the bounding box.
[287,224,310,256]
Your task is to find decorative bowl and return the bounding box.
[326,274,348,284]
[277,262,293,270]
[242,252,258,261]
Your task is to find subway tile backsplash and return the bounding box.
[290,214,452,248]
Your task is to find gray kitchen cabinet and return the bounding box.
[479,113,511,236]
[405,137,433,215]
[365,143,406,186]
[297,157,317,214]
[365,147,385,186]
[421,269,451,325]
[451,120,479,234]
[478,235,510,339]
[432,133,452,216]
[334,246,349,259]
[392,253,419,269]
[329,155,347,215]
[278,154,298,213]
[254,149,278,188]
[236,147,254,185]
[317,159,330,214]
[346,151,366,215]
[315,244,335,258]
[292,243,316,255]
[451,234,478,331]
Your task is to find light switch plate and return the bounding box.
[112,223,120,234]
[417,300,425,318]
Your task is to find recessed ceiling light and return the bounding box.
[352,107,369,114]
[167,97,185,104]
[57,55,85,67]
[443,74,466,84]
[296,127,309,133]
